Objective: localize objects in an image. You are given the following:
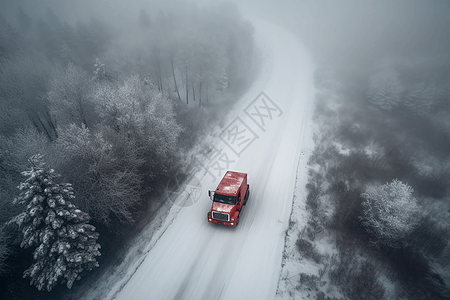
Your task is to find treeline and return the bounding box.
[136,3,255,105]
[0,1,255,297]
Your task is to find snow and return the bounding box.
[82,18,315,300]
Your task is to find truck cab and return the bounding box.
[207,171,249,226]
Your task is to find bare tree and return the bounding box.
[93,75,182,166]
[54,75,181,224]
[48,62,96,128]
[56,124,143,225]
[176,46,193,104]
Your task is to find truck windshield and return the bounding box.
[213,194,236,205]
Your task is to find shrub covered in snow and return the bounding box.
[7,155,101,291]
[360,179,420,248]
[296,236,323,264]
[329,252,386,300]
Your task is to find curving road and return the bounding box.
[111,18,315,300]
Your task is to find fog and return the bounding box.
[1,0,450,298]
[243,0,450,69]
[3,0,450,64]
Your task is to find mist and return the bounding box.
[1,0,450,299]
[3,0,450,66]
[0,0,256,296]
[238,0,450,64]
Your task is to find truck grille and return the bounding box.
[212,212,229,222]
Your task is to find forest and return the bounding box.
[287,59,450,299]
[0,1,255,298]
[272,1,450,298]
[4,0,450,299]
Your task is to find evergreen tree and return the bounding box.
[7,155,101,291]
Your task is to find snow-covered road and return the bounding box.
[110,19,315,300]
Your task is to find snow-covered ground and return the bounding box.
[83,18,315,300]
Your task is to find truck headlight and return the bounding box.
[231,218,235,221]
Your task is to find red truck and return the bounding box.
[207,171,249,226]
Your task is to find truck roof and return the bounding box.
[216,171,247,196]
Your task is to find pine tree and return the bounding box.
[92,58,108,82]
[7,154,101,291]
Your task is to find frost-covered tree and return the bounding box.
[56,124,143,224]
[404,83,447,115]
[93,75,182,165]
[94,49,141,83]
[48,62,96,128]
[60,40,74,64]
[140,2,253,102]
[360,179,420,248]
[0,127,50,219]
[367,69,404,111]
[189,43,228,106]
[92,58,108,82]
[52,75,181,224]
[176,45,194,104]
[6,155,101,291]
